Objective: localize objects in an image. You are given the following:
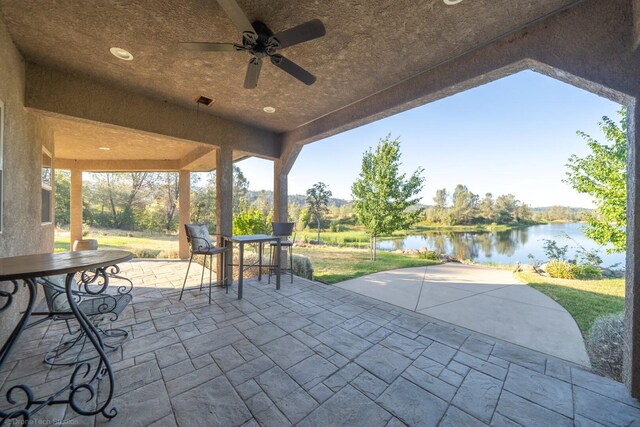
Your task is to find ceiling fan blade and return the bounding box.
[216,0,256,35]
[244,57,262,89]
[180,42,241,52]
[271,19,326,49]
[270,54,316,85]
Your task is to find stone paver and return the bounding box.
[3,260,638,427]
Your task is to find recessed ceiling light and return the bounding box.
[263,106,276,113]
[443,0,463,4]
[98,146,111,151]
[110,47,133,61]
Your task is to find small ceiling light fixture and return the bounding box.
[110,47,134,61]
[98,146,111,151]
[263,106,276,114]
[443,0,463,4]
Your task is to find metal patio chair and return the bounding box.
[269,222,296,284]
[31,271,133,366]
[179,224,230,304]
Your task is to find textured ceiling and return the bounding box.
[1,0,574,133]
[50,117,210,161]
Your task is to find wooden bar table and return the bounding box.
[225,234,281,299]
[0,250,132,423]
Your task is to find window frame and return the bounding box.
[0,99,4,234]
[41,146,53,225]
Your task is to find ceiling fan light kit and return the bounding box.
[181,0,326,89]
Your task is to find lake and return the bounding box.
[376,222,626,267]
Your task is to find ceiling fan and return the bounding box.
[181,0,326,89]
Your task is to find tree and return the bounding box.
[54,171,71,226]
[233,165,249,215]
[306,182,332,243]
[351,135,425,260]
[432,188,448,223]
[495,194,519,224]
[565,109,627,253]
[451,184,478,224]
[479,193,495,222]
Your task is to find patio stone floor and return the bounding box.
[1,259,639,426]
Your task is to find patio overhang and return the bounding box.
[1,0,640,401]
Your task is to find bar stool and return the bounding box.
[179,224,229,304]
[269,222,295,284]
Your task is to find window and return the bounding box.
[41,147,52,224]
[0,100,3,233]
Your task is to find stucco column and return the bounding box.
[216,146,233,282]
[70,169,83,245]
[178,170,190,260]
[625,101,640,398]
[273,161,288,222]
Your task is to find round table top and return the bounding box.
[0,250,133,281]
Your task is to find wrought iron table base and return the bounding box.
[0,266,128,424]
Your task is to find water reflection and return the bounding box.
[376,223,625,266]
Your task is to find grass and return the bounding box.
[55,230,179,257]
[515,272,625,336]
[296,246,440,284]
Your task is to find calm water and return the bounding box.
[376,223,626,267]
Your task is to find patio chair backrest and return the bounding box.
[272,222,295,237]
[41,275,73,312]
[184,224,214,253]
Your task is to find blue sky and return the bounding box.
[238,70,622,208]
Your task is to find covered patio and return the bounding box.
[2,0,640,425]
[2,259,639,426]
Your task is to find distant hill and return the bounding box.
[248,190,351,207]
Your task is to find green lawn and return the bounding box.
[295,246,440,284]
[55,230,179,258]
[515,272,625,336]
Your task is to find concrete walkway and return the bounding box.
[335,263,590,366]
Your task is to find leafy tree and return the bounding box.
[306,182,332,243]
[565,110,627,253]
[451,184,478,224]
[432,188,448,223]
[495,194,519,224]
[233,207,270,235]
[54,171,71,226]
[233,165,249,215]
[352,135,425,260]
[479,193,495,222]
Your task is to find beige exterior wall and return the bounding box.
[0,15,54,343]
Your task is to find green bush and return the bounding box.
[130,248,161,258]
[586,312,624,381]
[575,264,602,280]
[292,254,314,280]
[545,259,579,279]
[233,208,270,236]
[546,259,603,280]
[419,250,440,260]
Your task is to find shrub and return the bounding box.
[542,239,568,261]
[545,259,579,279]
[292,255,314,280]
[158,249,180,259]
[233,208,270,236]
[575,264,602,280]
[586,312,624,381]
[419,250,440,260]
[131,248,161,258]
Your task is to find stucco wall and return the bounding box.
[0,14,54,344]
